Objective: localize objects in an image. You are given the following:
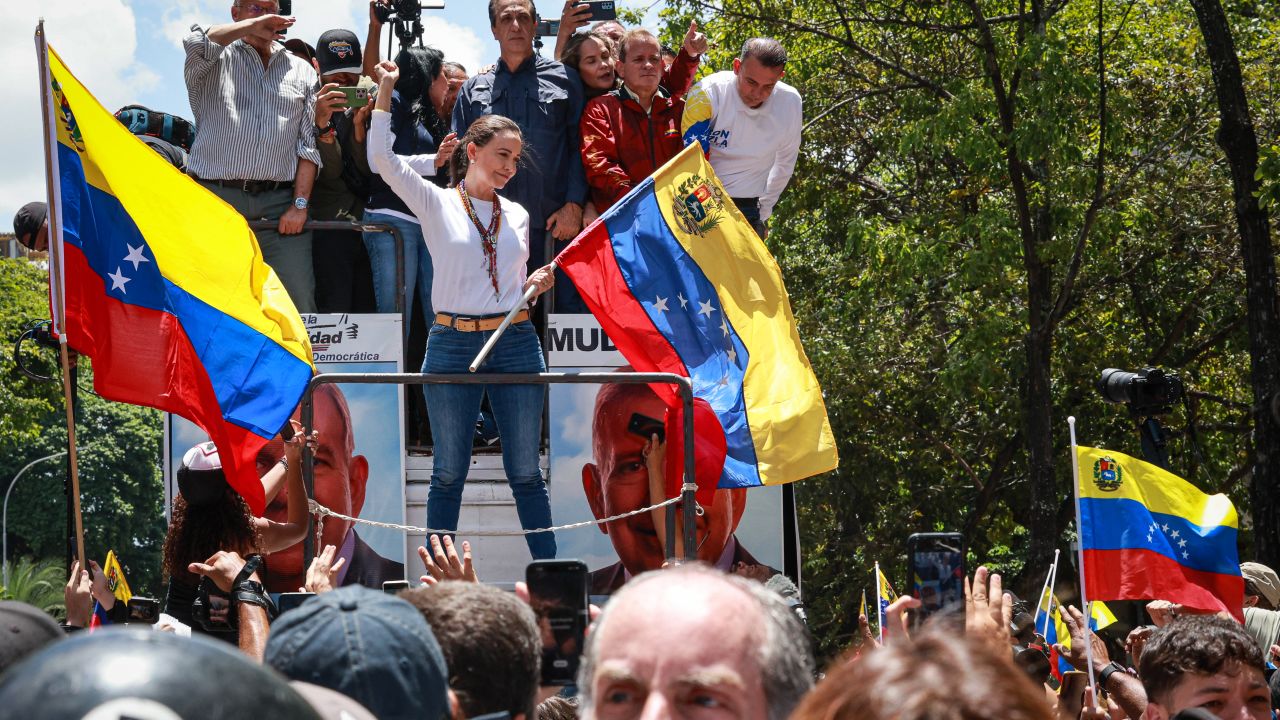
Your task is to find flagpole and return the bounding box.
[1068,416,1098,696]
[1036,548,1061,639]
[36,21,87,575]
[875,561,885,645]
[468,262,555,372]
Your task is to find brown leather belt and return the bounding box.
[193,176,293,194]
[435,311,528,332]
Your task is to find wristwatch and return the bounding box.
[293,196,309,211]
[1098,660,1127,688]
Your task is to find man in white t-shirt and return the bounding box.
[682,38,802,238]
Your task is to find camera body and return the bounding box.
[374,0,423,26]
[1096,367,1184,416]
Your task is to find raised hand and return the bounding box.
[303,543,346,594]
[417,534,478,585]
[683,20,708,57]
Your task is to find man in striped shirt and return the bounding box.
[184,0,322,312]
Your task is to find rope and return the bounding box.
[307,496,686,537]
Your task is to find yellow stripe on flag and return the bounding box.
[652,144,837,485]
[1076,446,1238,529]
[48,46,311,366]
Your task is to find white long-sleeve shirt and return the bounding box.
[369,110,531,316]
[681,70,802,221]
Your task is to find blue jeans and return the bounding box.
[423,320,556,559]
[362,210,433,326]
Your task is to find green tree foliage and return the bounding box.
[0,556,67,619]
[0,259,166,598]
[664,0,1278,658]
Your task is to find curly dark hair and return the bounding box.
[1139,614,1265,707]
[162,488,263,582]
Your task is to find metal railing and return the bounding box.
[247,218,407,316]
[298,371,700,569]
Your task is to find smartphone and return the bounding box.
[125,597,160,624]
[277,591,316,614]
[584,1,617,21]
[1058,670,1087,715]
[338,86,370,109]
[626,412,665,443]
[527,560,589,686]
[279,417,295,441]
[906,532,964,626]
[536,19,561,37]
[382,580,410,594]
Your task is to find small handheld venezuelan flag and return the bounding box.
[1075,446,1243,620]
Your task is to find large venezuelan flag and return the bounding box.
[559,143,837,499]
[1076,446,1243,620]
[41,40,313,514]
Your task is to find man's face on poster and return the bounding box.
[582,385,746,576]
[258,387,369,588]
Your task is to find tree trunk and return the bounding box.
[1025,258,1058,578]
[1187,0,1280,566]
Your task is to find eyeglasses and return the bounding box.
[237,2,280,16]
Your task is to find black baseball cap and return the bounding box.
[13,201,47,250]
[316,30,362,77]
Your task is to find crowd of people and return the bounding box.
[13,1,1280,718]
[2,541,1278,719]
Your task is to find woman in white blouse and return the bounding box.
[369,60,557,559]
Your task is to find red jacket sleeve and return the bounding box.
[579,97,632,212]
[662,48,699,98]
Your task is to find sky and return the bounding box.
[5,0,660,232]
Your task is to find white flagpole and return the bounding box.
[875,561,885,644]
[1037,548,1061,639]
[1068,416,1098,696]
[468,262,555,372]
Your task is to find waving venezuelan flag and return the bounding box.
[559,143,837,501]
[41,39,312,514]
[1076,446,1243,620]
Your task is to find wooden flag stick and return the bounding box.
[37,21,86,573]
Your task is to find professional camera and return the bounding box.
[374,0,444,48]
[1096,367,1184,416]
[373,0,422,27]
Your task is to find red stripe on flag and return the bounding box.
[559,221,690,404]
[63,243,268,513]
[1083,548,1244,621]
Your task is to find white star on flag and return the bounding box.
[653,295,669,312]
[1147,533,1154,543]
[720,318,730,336]
[698,300,715,318]
[1162,523,1170,532]
[1178,538,1187,548]
[727,348,738,364]
[107,267,131,293]
[677,293,688,309]
[1170,529,1180,539]
[1182,551,1189,559]
[123,243,150,271]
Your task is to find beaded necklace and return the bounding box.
[456,179,503,302]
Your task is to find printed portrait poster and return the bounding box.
[164,313,407,592]
[546,314,786,600]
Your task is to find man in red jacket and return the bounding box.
[580,28,704,212]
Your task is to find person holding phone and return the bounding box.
[305,28,377,314]
[182,0,322,312]
[369,59,558,560]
